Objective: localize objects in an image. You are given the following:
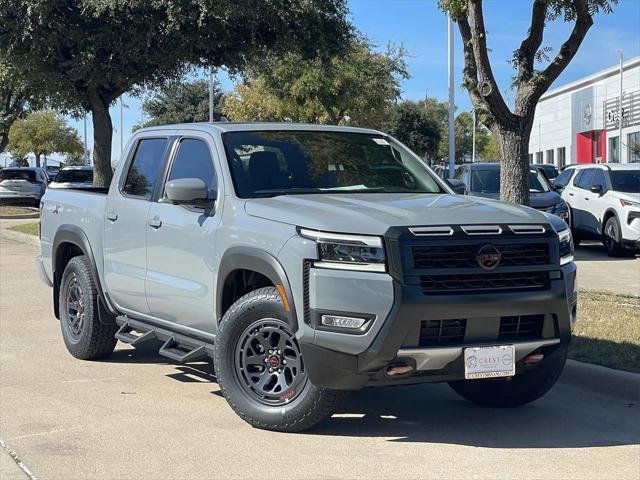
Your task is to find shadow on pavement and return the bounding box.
[574,242,639,262]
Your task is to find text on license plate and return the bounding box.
[464,345,515,379]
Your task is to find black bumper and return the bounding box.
[300,263,577,391]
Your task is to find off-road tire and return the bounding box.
[603,216,627,257]
[59,255,117,359]
[214,287,346,432]
[448,346,567,407]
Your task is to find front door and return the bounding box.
[145,136,221,334]
[103,137,170,315]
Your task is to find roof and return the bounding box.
[59,165,92,170]
[138,122,383,135]
[1,167,45,171]
[570,163,639,171]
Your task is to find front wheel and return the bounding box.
[448,346,567,407]
[603,216,626,257]
[214,287,346,432]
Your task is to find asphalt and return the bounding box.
[574,241,640,296]
[0,234,639,479]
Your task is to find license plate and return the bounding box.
[464,345,515,379]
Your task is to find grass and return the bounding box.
[0,205,38,216]
[9,222,39,236]
[570,290,640,373]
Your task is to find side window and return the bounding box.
[554,169,572,188]
[572,169,584,187]
[461,169,470,187]
[592,169,608,193]
[577,168,595,190]
[123,138,168,199]
[167,138,217,199]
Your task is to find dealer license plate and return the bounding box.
[464,345,515,379]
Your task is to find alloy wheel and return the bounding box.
[65,274,85,340]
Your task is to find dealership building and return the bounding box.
[528,56,640,166]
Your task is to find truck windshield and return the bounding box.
[222,130,444,198]
[54,169,93,183]
[609,170,640,193]
[470,169,550,193]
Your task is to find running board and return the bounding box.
[115,316,214,363]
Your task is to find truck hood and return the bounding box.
[245,193,549,235]
[472,190,563,209]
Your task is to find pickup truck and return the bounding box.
[38,123,577,432]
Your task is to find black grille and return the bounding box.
[499,314,545,340]
[420,271,549,294]
[419,319,466,346]
[412,243,549,269]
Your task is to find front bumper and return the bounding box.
[300,262,577,390]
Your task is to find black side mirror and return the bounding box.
[590,184,604,195]
[446,178,467,194]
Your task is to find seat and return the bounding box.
[248,151,288,192]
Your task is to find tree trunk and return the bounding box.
[88,89,114,187]
[0,132,8,154]
[495,123,532,206]
[34,153,41,168]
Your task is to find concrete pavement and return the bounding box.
[574,241,640,296]
[1,236,639,479]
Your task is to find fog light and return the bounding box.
[321,315,367,329]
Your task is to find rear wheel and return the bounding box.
[214,287,346,432]
[59,256,117,359]
[603,216,626,257]
[448,346,567,407]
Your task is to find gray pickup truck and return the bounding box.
[38,123,577,432]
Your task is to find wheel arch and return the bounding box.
[602,208,619,234]
[52,225,117,323]
[216,247,298,330]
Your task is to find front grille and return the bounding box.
[420,271,549,294]
[419,319,466,346]
[412,243,549,269]
[499,314,545,340]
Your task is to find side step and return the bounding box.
[115,316,214,363]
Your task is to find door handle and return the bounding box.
[148,217,162,229]
[106,211,118,222]
[568,192,574,196]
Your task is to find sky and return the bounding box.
[59,0,640,164]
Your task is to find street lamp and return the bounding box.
[447,16,455,178]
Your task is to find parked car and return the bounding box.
[451,163,570,223]
[550,164,580,191]
[0,167,48,204]
[46,165,62,182]
[531,163,559,180]
[38,123,576,432]
[48,166,93,190]
[560,163,639,256]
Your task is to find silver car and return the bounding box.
[0,167,48,204]
[47,166,93,190]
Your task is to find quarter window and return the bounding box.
[167,139,217,199]
[123,138,168,199]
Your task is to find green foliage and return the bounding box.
[137,78,224,129]
[65,150,89,166]
[225,40,408,128]
[7,111,83,166]
[386,101,441,160]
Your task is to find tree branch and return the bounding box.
[516,0,548,84]
[465,0,513,125]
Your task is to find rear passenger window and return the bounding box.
[572,170,584,187]
[577,169,595,189]
[123,138,168,199]
[167,139,217,199]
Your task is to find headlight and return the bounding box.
[558,229,574,265]
[299,228,386,272]
[620,198,640,208]
[552,201,570,223]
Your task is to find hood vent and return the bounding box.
[409,226,454,236]
[460,225,502,236]
[509,225,546,235]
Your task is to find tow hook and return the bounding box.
[386,363,414,376]
[523,352,544,365]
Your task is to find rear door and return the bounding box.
[103,136,171,315]
[583,168,609,234]
[572,168,595,232]
[144,133,222,334]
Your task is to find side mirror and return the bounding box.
[164,178,211,205]
[590,184,604,195]
[446,178,467,194]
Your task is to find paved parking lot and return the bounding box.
[0,235,639,479]
[574,242,640,296]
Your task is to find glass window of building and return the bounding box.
[535,151,543,163]
[609,136,619,163]
[546,149,554,165]
[628,132,640,163]
[557,147,566,167]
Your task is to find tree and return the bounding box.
[0,59,42,154]
[137,79,224,129]
[7,111,83,167]
[223,40,408,129]
[440,0,616,204]
[0,0,352,186]
[387,101,441,160]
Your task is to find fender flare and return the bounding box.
[216,247,298,330]
[601,208,619,234]
[52,225,118,322]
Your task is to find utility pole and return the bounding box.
[472,109,476,163]
[447,16,455,179]
[209,67,214,122]
[617,49,623,163]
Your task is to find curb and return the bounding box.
[562,359,640,402]
[0,228,40,247]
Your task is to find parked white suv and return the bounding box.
[561,163,639,256]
